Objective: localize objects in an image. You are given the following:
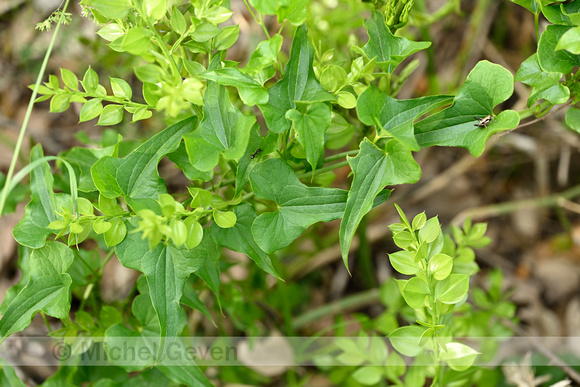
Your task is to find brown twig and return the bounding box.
[500,100,574,138]
[502,319,580,385]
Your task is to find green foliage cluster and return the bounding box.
[320,208,515,386]
[0,0,577,385]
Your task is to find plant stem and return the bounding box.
[357,216,376,288]
[146,17,180,81]
[296,160,349,180]
[291,288,380,330]
[242,0,271,39]
[451,183,580,225]
[0,0,70,217]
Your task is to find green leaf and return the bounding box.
[115,221,209,351]
[170,7,187,35]
[538,25,580,73]
[92,0,132,19]
[0,242,73,343]
[0,360,26,387]
[414,61,520,156]
[357,85,453,150]
[439,342,479,372]
[93,218,111,234]
[286,103,331,172]
[249,0,278,14]
[157,365,212,387]
[13,146,62,248]
[97,104,124,126]
[351,366,383,385]
[336,91,357,109]
[191,23,222,42]
[515,53,570,106]
[213,210,237,228]
[412,212,427,230]
[211,203,280,278]
[389,326,427,357]
[250,158,348,253]
[104,217,127,247]
[184,80,254,171]
[81,67,99,93]
[339,139,417,267]
[50,93,71,113]
[59,139,122,192]
[429,253,453,281]
[258,24,334,133]
[110,77,132,100]
[215,25,240,50]
[118,116,197,199]
[435,274,469,304]
[135,64,165,84]
[276,0,308,25]
[183,216,203,250]
[61,68,78,91]
[91,156,123,198]
[194,236,221,302]
[234,125,276,196]
[556,25,580,53]
[389,250,420,275]
[204,6,233,24]
[243,34,283,75]
[510,0,539,14]
[144,0,167,19]
[97,22,125,42]
[121,27,152,56]
[182,281,215,324]
[166,143,214,182]
[362,11,431,74]
[419,217,440,244]
[565,107,580,132]
[132,107,153,122]
[201,68,269,106]
[320,65,348,91]
[402,277,429,309]
[79,99,103,122]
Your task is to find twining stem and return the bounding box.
[0,0,71,217]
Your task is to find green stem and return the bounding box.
[357,216,376,288]
[242,0,270,38]
[534,11,540,42]
[100,249,117,272]
[146,17,180,81]
[414,0,439,93]
[296,160,349,181]
[291,288,380,330]
[453,183,580,224]
[325,149,359,163]
[0,0,70,217]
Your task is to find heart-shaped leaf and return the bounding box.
[414,61,520,156]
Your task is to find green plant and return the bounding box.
[316,208,516,387]
[0,0,578,385]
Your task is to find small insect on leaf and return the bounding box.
[250,148,262,159]
[474,115,493,129]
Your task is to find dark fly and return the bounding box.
[250,148,262,159]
